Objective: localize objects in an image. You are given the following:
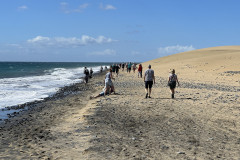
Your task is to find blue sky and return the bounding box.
[0,0,240,62]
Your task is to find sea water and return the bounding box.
[0,62,112,110]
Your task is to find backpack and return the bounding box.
[168,74,176,86]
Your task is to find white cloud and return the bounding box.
[27,35,116,47]
[90,49,116,56]
[60,2,89,13]
[158,45,195,55]
[105,5,116,10]
[73,3,89,13]
[27,36,50,43]
[100,3,116,10]
[95,36,115,43]
[18,5,28,11]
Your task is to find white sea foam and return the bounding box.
[0,66,104,109]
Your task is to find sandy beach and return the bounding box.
[1,46,240,160]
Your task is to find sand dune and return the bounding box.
[143,46,240,85]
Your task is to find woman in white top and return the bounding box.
[168,69,180,99]
[104,69,115,96]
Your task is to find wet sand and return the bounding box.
[1,46,240,159]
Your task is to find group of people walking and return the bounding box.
[88,63,180,99]
[83,66,107,83]
[83,67,93,83]
[110,62,140,73]
[143,65,179,99]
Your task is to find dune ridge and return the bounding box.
[144,46,240,86]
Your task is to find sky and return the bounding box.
[0,0,240,62]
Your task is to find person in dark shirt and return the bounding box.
[127,62,132,73]
[112,64,116,73]
[84,67,90,83]
[89,68,93,78]
[115,64,120,77]
[122,63,125,71]
[168,69,180,98]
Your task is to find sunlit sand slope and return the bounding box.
[143,46,240,85]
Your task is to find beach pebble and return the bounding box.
[161,145,169,150]
[106,148,112,152]
[217,155,222,158]
[177,151,185,154]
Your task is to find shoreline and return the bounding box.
[0,70,107,122]
[0,62,112,114]
[0,69,108,159]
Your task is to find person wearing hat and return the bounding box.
[144,64,155,98]
[168,69,180,98]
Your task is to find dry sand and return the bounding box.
[0,46,240,160]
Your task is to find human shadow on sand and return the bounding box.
[154,97,197,100]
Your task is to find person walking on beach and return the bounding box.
[138,64,143,78]
[132,63,136,73]
[89,68,93,78]
[168,69,180,99]
[144,65,155,98]
[112,64,116,73]
[115,64,120,77]
[127,62,132,73]
[104,69,115,96]
[84,67,90,83]
[100,66,103,73]
[122,63,125,71]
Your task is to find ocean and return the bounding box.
[0,62,112,110]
